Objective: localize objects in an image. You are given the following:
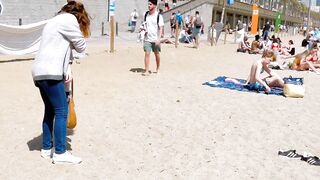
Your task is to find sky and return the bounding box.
[300,0,317,6]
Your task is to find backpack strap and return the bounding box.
[144,11,149,22]
[144,11,161,29]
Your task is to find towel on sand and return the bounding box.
[203,76,283,96]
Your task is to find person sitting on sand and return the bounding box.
[245,50,284,92]
[301,34,310,47]
[291,46,320,74]
[237,36,251,53]
[250,35,262,54]
[178,28,192,44]
[280,40,295,57]
[271,38,281,52]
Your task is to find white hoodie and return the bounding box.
[32,13,86,81]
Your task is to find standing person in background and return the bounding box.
[164,0,170,11]
[158,0,165,12]
[143,0,164,75]
[31,1,90,164]
[184,14,191,29]
[236,20,243,31]
[192,11,203,49]
[170,12,176,38]
[176,11,184,30]
[236,20,245,47]
[262,21,271,41]
[129,9,139,33]
[172,0,177,8]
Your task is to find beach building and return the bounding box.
[0,0,317,36]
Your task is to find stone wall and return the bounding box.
[0,0,151,36]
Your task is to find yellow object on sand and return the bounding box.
[283,84,305,98]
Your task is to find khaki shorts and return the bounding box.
[143,41,161,53]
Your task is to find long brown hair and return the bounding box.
[60,1,91,38]
[262,50,276,61]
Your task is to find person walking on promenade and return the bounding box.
[262,21,271,41]
[143,0,164,75]
[192,11,203,49]
[129,9,139,32]
[31,1,90,164]
[170,12,176,38]
[172,0,177,7]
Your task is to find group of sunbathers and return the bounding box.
[234,33,320,93]
[237,35,295,57]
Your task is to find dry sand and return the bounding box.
[1,34,320,179]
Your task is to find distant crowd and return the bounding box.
[236,21,320,75]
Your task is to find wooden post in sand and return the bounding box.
[110,16,115,53]
[175,21,179,48]
[109,0,115,53]
[210,25,214,46]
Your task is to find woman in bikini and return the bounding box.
[291,46,320,74]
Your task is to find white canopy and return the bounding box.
[0,20,48,55]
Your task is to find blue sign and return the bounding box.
[227,0,234,5]
[109,0,115,16]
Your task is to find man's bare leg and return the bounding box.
[155,52,160,73]
[143,52,151,75]
[266,75,284,88]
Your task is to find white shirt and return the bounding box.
[179,30,186,39]
[32,13,86,81]
[145,11,164,42]
[130,11,139,22]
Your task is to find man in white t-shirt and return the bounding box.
[143,0,164,75]
[129,9,139,32]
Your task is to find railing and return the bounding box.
[161,0,302,25]
[161,0,209,22]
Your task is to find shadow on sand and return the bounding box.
[27,129,75,152]
[129,68,145,73]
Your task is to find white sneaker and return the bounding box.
[52,151,82,164]
[41,149,53,159]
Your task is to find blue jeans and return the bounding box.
[35,80,68,154]
[263,31,269,40]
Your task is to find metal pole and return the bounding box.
[19,18,22,26]
[211,25,214,46]
[116,22,118,36]
[102,22,104,36]
[307,0,311,32]
[107,0,110,22]
[220,0,226,23]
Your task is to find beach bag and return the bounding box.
[67,97,77,129]
[283,77,305,98]
[67,80,77,129]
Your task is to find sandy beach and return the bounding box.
[1,33,320,179]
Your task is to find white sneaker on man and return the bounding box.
[52,151,82,164]
[40,149,53,159]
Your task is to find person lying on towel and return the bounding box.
[245,50,284,93]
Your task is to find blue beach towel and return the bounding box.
[203,76,283,96]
